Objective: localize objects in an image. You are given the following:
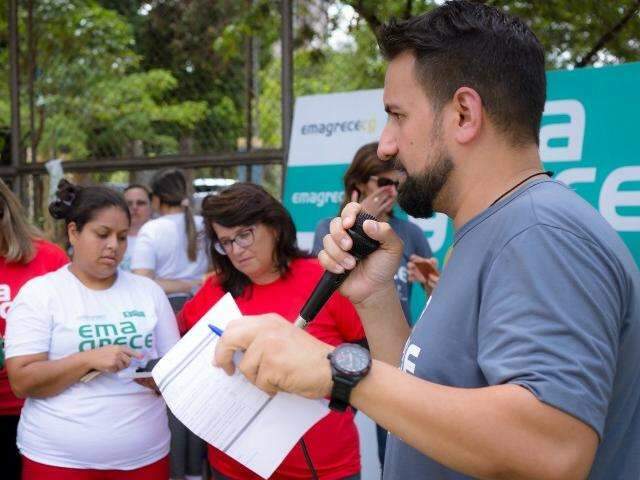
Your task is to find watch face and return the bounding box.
[333,344,370,375]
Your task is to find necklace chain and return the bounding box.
[490,171,552,207]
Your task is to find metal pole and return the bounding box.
[9,0,22,197]
[245,3,254,153]
[245,3,254,183]
[28,0,36,165]
[280,0,293,194]
[24,0,35,215]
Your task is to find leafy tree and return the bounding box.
[0,0,210,161]
[342,0,640,69]
[2,0,638,167]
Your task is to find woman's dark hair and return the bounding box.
[150,168,198,262]
[49,179,131,232]
[378,0,546,146]
[201,182,306,298]
[341,142,396,210]
[0,178,41,263]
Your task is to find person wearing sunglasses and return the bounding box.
[312,142,440,318]
[178,183,365,480]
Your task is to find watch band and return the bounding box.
[329,375,355,412]
[327,344,371,412]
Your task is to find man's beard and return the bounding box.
[397,148,454,219]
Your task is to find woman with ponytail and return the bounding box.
[0,179,68,479]
[131,168,208,303]
[4,179,179,479]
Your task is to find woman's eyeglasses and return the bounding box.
[370,176,401,189]
[214,227,255,255]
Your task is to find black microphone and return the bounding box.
[295,212,381,328]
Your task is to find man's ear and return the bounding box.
[451,86,483,145]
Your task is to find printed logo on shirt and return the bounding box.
[123,310,146,318]
[0,284,12,318]
[401,343,421,375]
[400,335,422,375]
[77,318,153,352]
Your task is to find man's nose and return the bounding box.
[378,125,398,161]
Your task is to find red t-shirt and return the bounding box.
[0,239,68,416]
[179,257,365,480]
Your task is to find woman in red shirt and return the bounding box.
[0,179,68,479]
[179,183,364,480]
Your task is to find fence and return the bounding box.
[1,0,295,222]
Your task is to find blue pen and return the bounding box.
[208,324,224,337]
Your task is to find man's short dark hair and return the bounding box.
[378,0,546,146]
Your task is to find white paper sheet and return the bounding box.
[152,293,330,478]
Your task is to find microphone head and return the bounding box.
[347,212,381,259]
[298,211,381,326]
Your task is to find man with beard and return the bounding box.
[212,1,640,479]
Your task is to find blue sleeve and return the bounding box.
[311,218,331,256]
[407,221,432,258]
[478,224,623,439]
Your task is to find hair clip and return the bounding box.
[62,192,76,207]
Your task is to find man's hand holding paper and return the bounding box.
[214,313,335,399]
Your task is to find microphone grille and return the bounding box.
[348,212,381,259]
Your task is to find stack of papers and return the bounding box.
[152,293,330,478]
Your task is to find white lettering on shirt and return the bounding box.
[0,284,10,302]
[0,284,12,318]
[402,344,422,375]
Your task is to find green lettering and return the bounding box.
[78,339,95,352]
[98,338,112,347]
[144,333,153,348]
[113,336,127,346]
[95,324,118,337]
[121,321,137,334]
[129,334,143,349]
[79,325,93,338]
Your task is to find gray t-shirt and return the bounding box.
[386,179,640,479]
[312,215,432,321]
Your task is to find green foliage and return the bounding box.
[487,0,640,68]
[39,113,89,158]
[2,0,638,172]
[258,38,386,147]
[254,0,639,152]
[340,0,640,69]
[1,0,218,161]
